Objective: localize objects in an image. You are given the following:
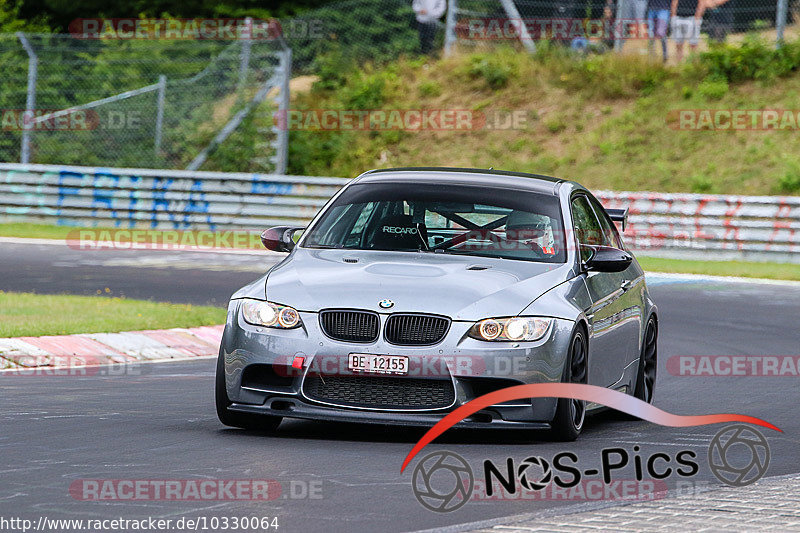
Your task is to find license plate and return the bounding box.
[348,353,409,375]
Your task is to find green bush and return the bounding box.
[418,80,442,98]
[552,52,669,99]
[698,35,800,83]
[287,0,420,72]
[462,50,518,90]
[545,116,567,133]
[697,76,729,100]
[287,129,350,176]
[343,73,387,109]
[778,162,800,192]
[311,48,356,91]
[690,174,714,193]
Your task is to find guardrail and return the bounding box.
[0,163,347,230]
[597,191,800,264]
[1,163,798,263]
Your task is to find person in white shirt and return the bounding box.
[412,0,446,54]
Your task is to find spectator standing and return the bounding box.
[647,0,671,62]
[705,0,733,43]
[603,0,617,49]
[671,0,706,60]
[412,0,446,55]
[615,0,648,49]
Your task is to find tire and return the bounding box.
[216,353,282,431]
[549,328,588,441]
[633,317,658,404]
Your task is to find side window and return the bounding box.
[343,202,378,247]
[424,210,449,229]
[571,196,604,245]
[313,205,348,246]
[351,202,375,235]
[571,195,604,262]
[588,198,623,249]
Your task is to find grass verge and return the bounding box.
[0,223,78,240]
[638,256,800,282]
[0,292,226,338]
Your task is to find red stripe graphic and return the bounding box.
[400,383,781,473]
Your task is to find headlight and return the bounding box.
[241,300,302,329]
[468,317,553,342]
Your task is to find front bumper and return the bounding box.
[220,300,576,428]
[229,398,551,429]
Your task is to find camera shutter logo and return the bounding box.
[708,424,770,487]
[517,456,553,491]
[412,451,473,512]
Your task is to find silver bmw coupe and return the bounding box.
[216,167,658,440]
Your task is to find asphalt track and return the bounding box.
[1,240,799,532]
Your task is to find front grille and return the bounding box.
[319,310,379,343]
[384,314,450,345]
[303,375,455,410]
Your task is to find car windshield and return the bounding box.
[302,181,567,263]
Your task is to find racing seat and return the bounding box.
[367,213,428,251]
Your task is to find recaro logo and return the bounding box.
[382,226,418,235]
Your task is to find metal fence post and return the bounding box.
[776,0,788,46]
[154,75,166,156]
[16,32,38,164]
[273,48,291,175]
[238,17,253,94]
[444,0,458,57]
[498,0,536,53]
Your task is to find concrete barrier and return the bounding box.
[2,163,798,263]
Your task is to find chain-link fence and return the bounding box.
[0,0,796,174]
[0,31,289,172]
[285,0,433,70]
[282,0,794,65]
[454,0,794,53]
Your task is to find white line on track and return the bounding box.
[645,271,800,287]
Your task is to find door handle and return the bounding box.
[620,280,633,291]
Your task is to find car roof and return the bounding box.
[354,167,564,196]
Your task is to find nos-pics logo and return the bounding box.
[411,424,771,513]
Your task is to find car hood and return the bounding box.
[252,248,573,321]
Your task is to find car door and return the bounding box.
[587,195,645,373]
[570,194,630,388]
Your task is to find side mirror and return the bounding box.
[581,245,633,273]
[261,226,303,252]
